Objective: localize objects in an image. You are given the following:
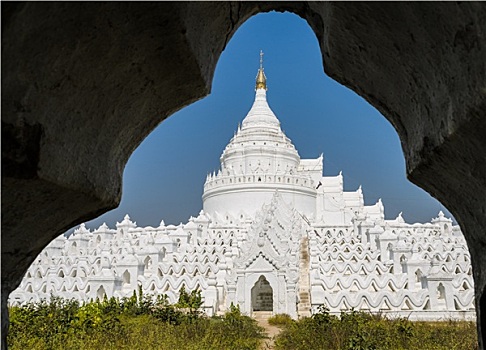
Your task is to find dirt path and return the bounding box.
[257,317,282,350]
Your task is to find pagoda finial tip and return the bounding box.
[255,50,267,90]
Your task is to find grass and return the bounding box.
[9,314,265,350]
[272,307,478,350]
[7,288,265,350]
[7,293,478,350]
[267,313,293,327]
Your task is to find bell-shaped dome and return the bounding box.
[220,54,299,171]
[202,52,317,219]
[241,88,280,131]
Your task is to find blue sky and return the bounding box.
[81,12,454,231]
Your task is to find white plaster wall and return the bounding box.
[203,185,316,218]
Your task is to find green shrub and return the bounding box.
[268,313,294,327]
[274,306,478,350]
[8,295,477,350]
[7,292,265,350]
[199,304,265,350]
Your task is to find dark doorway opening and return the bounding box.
[252,275,273,312]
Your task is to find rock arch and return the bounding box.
[2,2,485,348]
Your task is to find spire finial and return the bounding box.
[255,50,267,90]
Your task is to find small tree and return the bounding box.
[176,285,190,308]
[176,286,202,310]
[175,286,203,322]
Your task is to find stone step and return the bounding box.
[252,311,273,320]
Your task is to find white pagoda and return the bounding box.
[9,54,476,321]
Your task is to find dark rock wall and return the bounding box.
[2,2,485,348]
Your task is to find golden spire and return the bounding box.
[255,50,267,90]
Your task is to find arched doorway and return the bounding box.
[97,285,106,300]
[251,275,273,312]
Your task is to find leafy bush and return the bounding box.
[268,313,294,327]
[8,296,126,349]
[200,304,265,350]
[8,294,477,350]
[7,290,265,350]
[274,306,478,350]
